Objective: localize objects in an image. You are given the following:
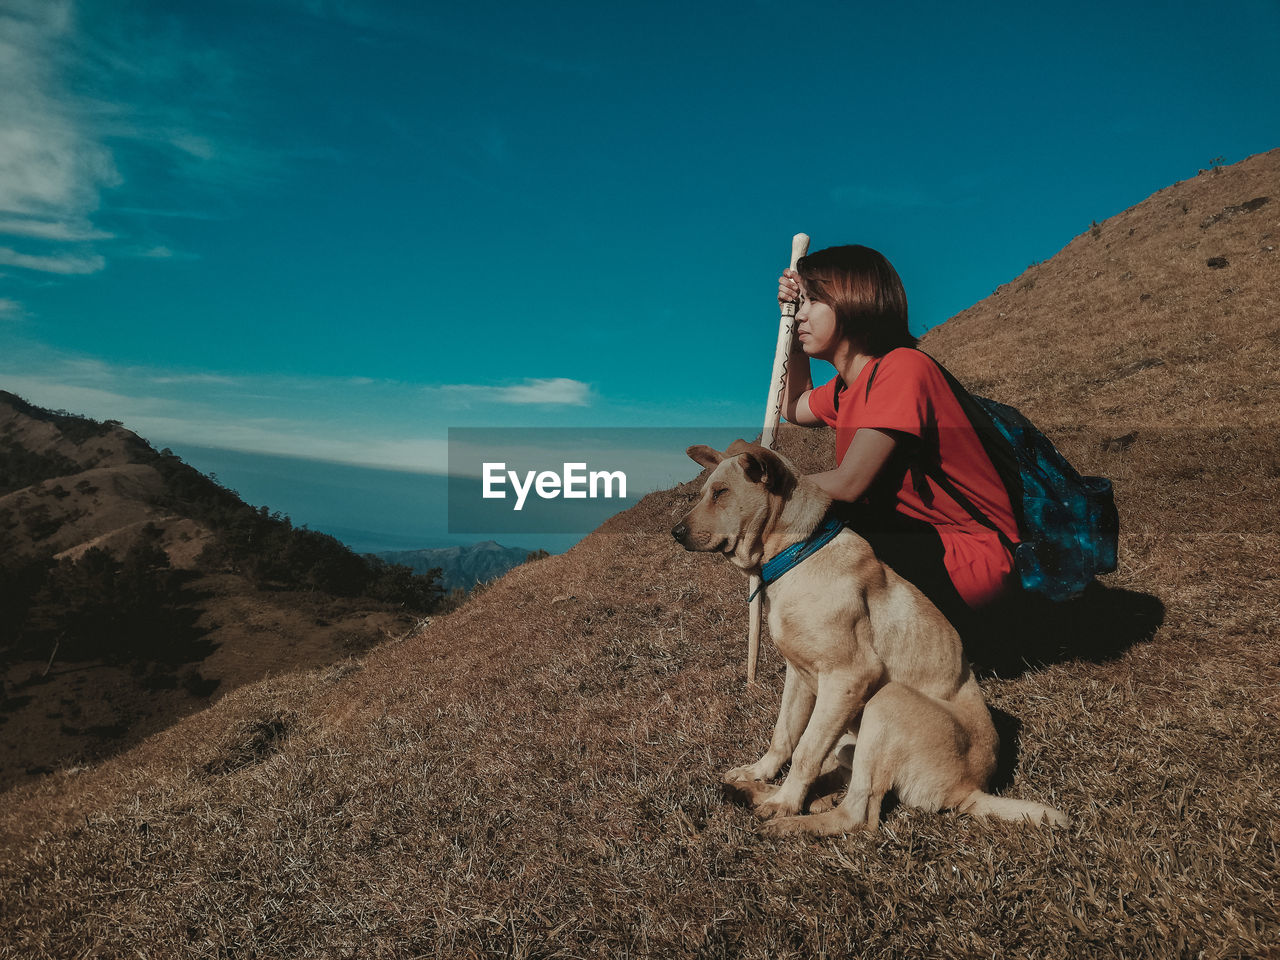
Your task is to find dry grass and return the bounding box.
[2,152,1279,959]
[0,575,420,791]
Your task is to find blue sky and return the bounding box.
[1,0,1277,551]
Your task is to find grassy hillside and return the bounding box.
[0,396,445,790]
[1,151,1277,959]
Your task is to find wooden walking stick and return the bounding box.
[746,232,809,684]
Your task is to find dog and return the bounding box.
[672,440,1068,836]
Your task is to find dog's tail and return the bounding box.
[959,790,1070,828]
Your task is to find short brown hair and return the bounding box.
[796,244,916,355]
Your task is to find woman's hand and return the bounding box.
[778,268,801,305]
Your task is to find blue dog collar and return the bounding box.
[748,516,846,602]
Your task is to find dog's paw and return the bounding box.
[754,794,802,821]
[761,808,862,838]
[807,793,840,814]
[723,764,765,783]
[760,814,811,837]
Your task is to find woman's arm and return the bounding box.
[807,427,901,502]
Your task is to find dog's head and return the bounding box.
[671,439,799,568]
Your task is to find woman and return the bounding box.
[777,244,1019,634]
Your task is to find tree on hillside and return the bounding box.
[22,525,200,666]
[363,557,446,611]
[0,555,55,672]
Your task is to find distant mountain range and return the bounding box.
[375,541,544,592]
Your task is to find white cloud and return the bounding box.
[0,298,22,316]
[439,377,592,407]
[0,218,114,241]
[149,373,240,386]
[0,246,105,274]
[502,377,591,405]
[0,368,450,474]
[0,1,266,278]
[168,133,217,161]
[0,346,601,473]
[129,245,199,260]
[129,413,450,473]
[0,3,121,234]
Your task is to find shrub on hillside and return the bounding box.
[25,526,198,664]
[0,444,82,495]
[192,504,443,609]
[0,555,55,655]
[0,525,209,671]
[362,557,446,610]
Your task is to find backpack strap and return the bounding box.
[865,359,882,400]
[918,459,1017,554]
[916,351,1026,537]
[831,376,845,413]
[830,358,882,414]
[862,350,1019,554]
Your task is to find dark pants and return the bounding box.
[832,502,978,641]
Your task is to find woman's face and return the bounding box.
[795,281,840,359]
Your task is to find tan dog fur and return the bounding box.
[672,440,1068,836]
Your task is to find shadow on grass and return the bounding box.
[965,583,1166,681]
[0,573,222,791]
[987,707,1023,794]
[967,583,1164,796]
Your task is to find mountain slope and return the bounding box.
[1,151,1277,959]
[0,395,439,790]
[924,155,1278,431]
[376,540,537,592]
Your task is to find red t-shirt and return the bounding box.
[806,348,1018,609]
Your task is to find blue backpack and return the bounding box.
[859,352,1120,602]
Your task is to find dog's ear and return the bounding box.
[737,446,797,498]
[724,438,754,457]
[686,444,724,469]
